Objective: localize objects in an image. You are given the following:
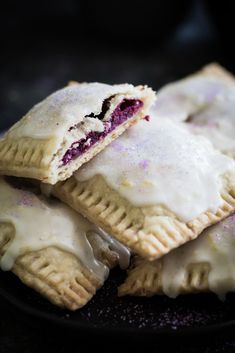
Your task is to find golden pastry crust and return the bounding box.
[119,211,235,298]
[0,222,119,310]
[0,137,56,181]
[53,173,235,261]
[0,84,154,184]
[14,247,101,310]
[0,117,142,184]
[199,63,235,83]
[118,257,211,297]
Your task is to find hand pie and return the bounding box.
[153,63,235,158]
[118,214,235,299]
[53,117,235,260]
[0,82,154,184]
[0,177,130,310]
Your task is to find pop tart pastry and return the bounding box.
[53,116,235,260]
[119,214,235,299]
[0,82,154,184]
[0,177,130,310]
[153,63,235,158]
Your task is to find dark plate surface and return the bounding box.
[1,267,235,337]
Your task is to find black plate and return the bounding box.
[1,268,235,337]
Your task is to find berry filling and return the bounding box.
[61,98,143,166]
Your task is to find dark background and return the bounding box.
[1,0,235,132]
[1,0,235,352]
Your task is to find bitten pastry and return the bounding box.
[153,63,235,158]
[0,177,130,310]
[118,214,235,299]
[0,82,155,184]
[53,117,235,260]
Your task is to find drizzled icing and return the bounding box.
[75,117,235,222]
[0,178,130,280]
[161,214,235,299]
[95,228,130,270]
[152,74,235,154]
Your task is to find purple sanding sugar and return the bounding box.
[61,99,143,165]
[112,141,127,153]
[139,159,149,170]
[17,191,35,207]
[229,214,235,222]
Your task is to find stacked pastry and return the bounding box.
[0,65,235,311]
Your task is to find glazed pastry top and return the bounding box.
[153,74,235,153]
[160,214,235,298]
[6,83,150,141]
[0,178,130,279]
[75,117,235,222]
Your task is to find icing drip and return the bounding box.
[153,75,235,154]
[96,228,130,269]
[75,117,235,222]
[0,178,130,280]
[161,214,235,299]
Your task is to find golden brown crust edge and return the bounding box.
[199,62,235,83]
[0,223,118,311]
[118,257,211,297]
[53,174,235,261]
[14,247,100,310]
[0,114,143,185]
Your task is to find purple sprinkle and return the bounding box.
[17,192,35,207]
[112,141,127,153]
[139,159,149,170]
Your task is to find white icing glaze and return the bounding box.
[152,75,235,154]
[187,100,235,154]
[39,182,130,269]
[96,228,130,269]
[161,214,235,299]
[75,117,235,222]
[6,83,143,143]
[0,178,130,280]
[3,83,152,171]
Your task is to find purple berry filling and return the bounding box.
[61,98,143,165]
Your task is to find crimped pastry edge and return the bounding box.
[53,173,235,261]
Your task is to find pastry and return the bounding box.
[118,214,235,299]
[0,82,155,184]
[152,63,235,158]
[0,177,130,310]
[53,117,235,260]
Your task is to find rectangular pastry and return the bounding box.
[153,63,235,158]
[53,116,235,261]
[0,82,155,184]
[118,214,235,299]
[0,177,130,310]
